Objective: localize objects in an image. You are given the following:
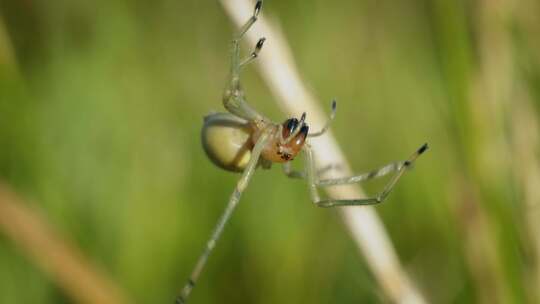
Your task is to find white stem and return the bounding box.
[219,1,426,303]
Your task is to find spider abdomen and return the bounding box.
[201,113,253,172]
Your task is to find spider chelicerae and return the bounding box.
[176,1,428,302]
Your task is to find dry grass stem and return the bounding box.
[0,183,131,304]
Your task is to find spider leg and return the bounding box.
[317,162,404,186]
[282,162,304,179]
[240,37,266,67]
[303,143,428,208]
[308,100,337,138]
[282,162,342,179]
[223,0,265,121]
[176,132,270,304]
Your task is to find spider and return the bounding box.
[176,1,428,303]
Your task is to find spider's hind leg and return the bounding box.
[176,131,271,304]
[282,161,343,179]
[303,143,428,207]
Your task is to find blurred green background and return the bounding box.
[1,0,539,303]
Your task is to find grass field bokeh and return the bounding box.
[1,0,540,303]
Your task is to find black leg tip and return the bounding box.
[417,143,429,155]
[256,37,266,49]
[254,0,263,17]
[331,99,337,111]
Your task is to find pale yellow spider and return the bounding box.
[176,1,428,302]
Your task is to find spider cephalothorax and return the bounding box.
[251,116,309,163]
[277,117,309,161]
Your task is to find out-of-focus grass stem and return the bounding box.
[467,0,537,302]
[507,0,540,301]
[431,0,526,302]
[0,183,132,304]
[0,13,18,72]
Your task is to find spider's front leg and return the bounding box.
[176,132,271,304]
[223,0,266,121]
[303,143,428,207]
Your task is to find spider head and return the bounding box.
[256,114,309,163]
[276,116,309,161]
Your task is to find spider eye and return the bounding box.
[282,118,299,137]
